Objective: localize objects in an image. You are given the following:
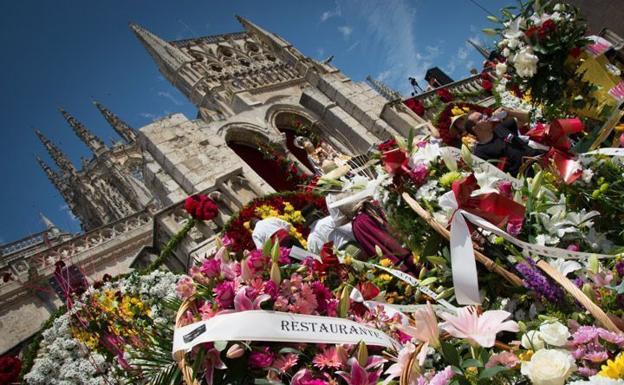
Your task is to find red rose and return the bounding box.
[184,194,219,221]
[436,88,454,103]
[539,19,556,39]
[0,356,21,384]
[481,79,493,93]
[404,98,425,116]
[525,26,539,39]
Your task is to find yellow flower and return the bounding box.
[379,274,393,282]
[412,253,420,264]
[283,202,295,212]
[451,106,465,116]
[518,350,534,362]
[600,354,624,379]
[615,124,624,133]
[379,258,392,267]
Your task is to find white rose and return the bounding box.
[502,48,511,57]
[496,62,508,77]
[513,47,539,78]
[522,330,545,350]
[539,321,570,347]
[507,38,520,49]
[521,349,576,385]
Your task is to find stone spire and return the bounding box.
[34,129,77,176]
[39,212,61,235]
[93,101,137,143]
[36,156,71,202]
[129,23,193,75]
[467,39,490,59]
[235,15,289,48]
[366,75,402,102]
[59,108,107,154]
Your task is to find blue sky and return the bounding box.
[0,0,514,243]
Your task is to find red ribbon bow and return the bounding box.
[452,175,525,229]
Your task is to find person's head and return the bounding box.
[249,216,261,230]
[464,111,493,139]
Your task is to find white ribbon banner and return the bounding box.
[172,310,401,356]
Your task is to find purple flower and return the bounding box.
[200,258,221,278]
[506,219,523,237]
[567,244,580,252]
[213,281,235,308]
[249,346,275,368]
[515,260,564,303]
[408,163,429,185]
[615,261,624,277]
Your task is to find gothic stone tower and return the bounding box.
[130,16,425,206]
[35,103,156,231]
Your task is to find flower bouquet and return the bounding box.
[376,138,624,332]
[485,1,595,119]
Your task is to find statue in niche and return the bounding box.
[294,136,345,175]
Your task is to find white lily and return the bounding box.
[565,209,600,229]
[471,167,502,197]
[586,228,614,253]
[504,17,524,39]
[440,148,458,171]
[409,142,441,167]
[535,233,559,246]
[550,258,582,277]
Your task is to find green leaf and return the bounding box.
[263,238,274,257]
[426,255,448,266]
[278,347,302,355]
[462,358,484,369]
[407,127,415,154]
[482,28,498,36]
[487,15,499,23]
[441,341,461,367]
[478,365,508,380]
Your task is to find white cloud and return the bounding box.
[346,41,360,52]
[457,47,468,60]
[157,91,182,106]
[139,112,157,121]
[377,70,392,82]
[59,204,79,223]
[320,2,342,22]
[338,25,353,39]
[316,47,326,59]
[342,0,428,95]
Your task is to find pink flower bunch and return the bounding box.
[274,273,319,315]
[408,163,429,185]
[568,325,624,376]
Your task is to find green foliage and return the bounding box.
[140,218,196,274]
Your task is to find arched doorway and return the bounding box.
[227,141,300,192]
[274,112,319,172]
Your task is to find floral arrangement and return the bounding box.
[434,102,492,146]
[222,191,327,253]
[486,1,595,119]
[23,270,180,385]
[257,141,313,185]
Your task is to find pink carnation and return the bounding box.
[409,163,429,185]
[485,351,519,369]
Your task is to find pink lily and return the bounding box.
[234,287,271,311]
[396,302,440,365]
[438,306,518,348]
[337,356,386,385]
[381,343,418,385]
[204,347,227,384]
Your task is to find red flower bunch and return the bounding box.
[436,102,492,145]
[404,97,425,116]
[184,194,219,221]
[0,356,21,384]
[436,88,454,103]
[377,139,398,152]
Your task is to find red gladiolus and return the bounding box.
[184,194,219,221]
[0,356,21,384]
[436,88,454,103]
[481,79,493,93]
[378,139,398,152]
[525,26,539,39]
[382,148,407,175]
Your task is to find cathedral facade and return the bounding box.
[0,16,435,354]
